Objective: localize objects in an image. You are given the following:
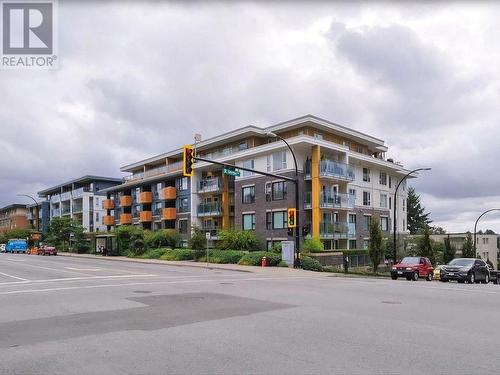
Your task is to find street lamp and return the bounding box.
[17,194,40,232]
[266,132,300,268]
[473,209,500,254]
[392,167,431,264]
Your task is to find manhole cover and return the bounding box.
[381,301,402,305]
[133,290,152,294]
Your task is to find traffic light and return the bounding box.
[183,145,194,177]
[287,208,296,228]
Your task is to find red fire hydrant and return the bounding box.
[261,256,267,267]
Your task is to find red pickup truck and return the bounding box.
[37,246,58,256]
[391,256,434,281]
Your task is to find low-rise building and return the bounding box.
[26,201,50,233]
[0,204,29,234]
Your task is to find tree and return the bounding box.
[443,234,456,264]
[368,218,383,273]
[417,227,435,264]
[485,229,496,235]
[430,226,446,235]
[46,217,85,251]
[188,227,206,254]
[407,187,432,234]
[461,233,474,258]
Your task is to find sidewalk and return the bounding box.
[57,252,332,277]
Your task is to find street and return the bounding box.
[0,253,499,375]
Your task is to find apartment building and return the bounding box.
[0,204,29,234]
[38,176,122,232]
[431,233,499,269]
[103,115,412,250]
[26,201,50,233]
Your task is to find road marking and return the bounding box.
[0,271,30,281]
[65,267,102,272]
[6,258,25,262]
[3,260,96,276]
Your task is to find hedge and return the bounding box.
[238,251,281,266]
[159,249,196,261]
[300,256,323,272]
[197,250,246,264]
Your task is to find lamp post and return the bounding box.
[17,194,40,232]
[266,132,300,268]
[473,209,500,254]
[392,167,431,264]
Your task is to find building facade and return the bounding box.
[26,201,50,233]
[431,233,499,269]
[103,115,412,250]
[38,176,122,233]
[0,204,29,234]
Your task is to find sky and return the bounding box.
[1,1,499,232]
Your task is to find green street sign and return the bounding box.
[223,167,240,177]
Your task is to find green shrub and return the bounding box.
[271,242,282,254]
[189,227,206,253]
[278,260,289,267]
[159,249,196,261]
[197,249,246,264]
[238,252,281,266]
[217,230,261,251]
[115,225,145,256]
[135,248,169,259]
[302,237,324,253]
[300,256,323,272]
[144,230,180,249]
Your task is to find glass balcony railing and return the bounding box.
[123,162,183,183]
[61,207,71,215]
[304,192,355,209]
[197,202,223,217]
[320,222,356,239]
[198,178,222,193]
[52,209,60,216]
[304,159,355,181]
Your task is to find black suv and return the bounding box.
[440,258,490,284]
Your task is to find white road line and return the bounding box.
[6,258,25,262]
[65,267,102,272]
[3,260,97,276]
[0,271,30,282]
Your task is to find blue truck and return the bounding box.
[5,239,28,254]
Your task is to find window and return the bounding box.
[363,168,371,182]
[389,197,392,210]
[177,197,189,212]
[266,155,271,172]
[348,188,356,196]
[363,215,371,231]
[403,219,406,230]
[239,140,248,151]
[389,176,392,188]
[265,182,272,202]
[380,194,388,208]
[349,239,357,249]
[272,211,287,229]
[363,240,369,249]
[380,216,389,231]
[379,172,387,185]
[241,159,254,177]
[483,238,489,244]
[242,213,256,230]
[349,213,356,225]
[402,198,406,212]
[272,181,287,200]
[363,191,371,206]
[177,177,188,191]
[95,212,100,223]
[242,186,255,204]
[178,219,188,234]
[356,145,364,154]
[266,212,272,229]
[314,132,323,140]
[272,151,287,171]
[154,202,162,215]
[95,197,100,207]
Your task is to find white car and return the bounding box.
[0,243,5,252]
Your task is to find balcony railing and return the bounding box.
[304,192,355,209]
[61,207,71,215]
[198,178,222,193]
[304,159,355,181]
[197,202,223,217]
[123,161,183,183]
[320,222,356,239]
[52,209,60,216]
[61,191,72,201]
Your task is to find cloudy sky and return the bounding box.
[1,1,499,232]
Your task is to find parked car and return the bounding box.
[5,239,28,254]
[440,258,490,284]
[37,246,57,256]
[0,243,5,252]
[488,264,500,285]
[391,256,434,281]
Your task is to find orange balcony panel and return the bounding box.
[120,196,133,207]
[139,211,153,222]
[103,216,115,226]
[120,213,133,225]
[162,208,176,221]
[139,191,153,204]
[103,199,115,210]
[162,187,176,200]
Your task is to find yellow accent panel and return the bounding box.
[162,187,177,200]
[139,211,153,222]
[311,145,321,237]
[103,216,115,226]
[139,192,153,204]
[120,213,132,225]
[120,196,133,207]
[222,175,230,230]
[162,208,176,221]
[103,199,114,210]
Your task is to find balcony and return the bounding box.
[72,187,91,198]
[198,178,222,193]
[120,213,133,225]
[120,195,133,207]
[52,208,60,216]
[139,211,153,223]
[123,161,183,183]
[61,207,71,216]
[304,159,355,181]
[50,194,60,203]
[103,199,115,210]
[72,205,83,214]
[197,202,223,217]
[320,192,355,209]
[162,187,177,200]
[139,191,153,204]
[60,191,72,201]
[103,216,115,226]
[162,208,176,221]
[320,222,356,239]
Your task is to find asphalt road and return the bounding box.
[1,253,499,375]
